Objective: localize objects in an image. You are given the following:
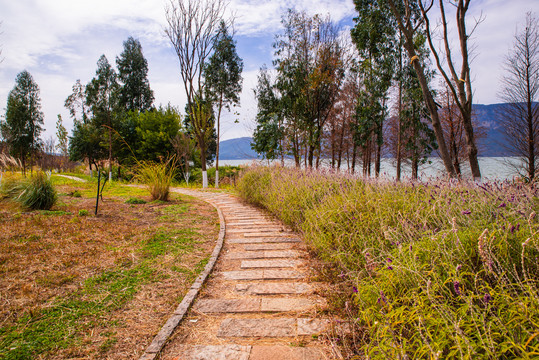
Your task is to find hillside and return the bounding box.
[219,137,260,160]
[474,103,510,157]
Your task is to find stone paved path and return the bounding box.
[156,189,336,360]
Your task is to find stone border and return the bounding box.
[139,191,226,360]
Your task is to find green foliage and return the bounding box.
[252,67,284,160]
[134,157,177,201]
[1,172,57,210]
[125,197,146,205]
[238,166,539,358]
[55,114,69,157]
[78,209,89,216]
[135,105,181,162]
[116,36,154,112]
[0,70,44,173]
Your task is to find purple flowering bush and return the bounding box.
[238,165,539,359]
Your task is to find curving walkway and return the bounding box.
[148,189,336,360]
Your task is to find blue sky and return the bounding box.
[0,0,535,142]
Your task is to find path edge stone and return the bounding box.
[139,189,226,360]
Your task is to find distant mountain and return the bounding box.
[219,104,527,160]
[474,103,510,157]
[219,137,260,160]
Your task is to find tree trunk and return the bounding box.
[387,0,456,178]
[215,95,223,188]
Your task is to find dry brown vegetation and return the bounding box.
[0,176,219,359]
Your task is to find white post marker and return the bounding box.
[202,170,208,188]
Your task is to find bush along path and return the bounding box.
[153,188,338,360]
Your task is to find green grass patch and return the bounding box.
[125,197,147,204]
[158,204,190,221]
[141,228,198,259]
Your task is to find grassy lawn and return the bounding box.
[0,174,219,359]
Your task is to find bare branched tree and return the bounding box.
[165,0,227,188]
[419,0,483,180]
[386,0,457,178]
[499,12,539,181]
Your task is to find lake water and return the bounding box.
[219,157,525,182]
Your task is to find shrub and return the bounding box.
[126,197,147,204]
[238,166,539,359]
[78,209,89,216]
[1,172,57,210]
[134,158,176,201]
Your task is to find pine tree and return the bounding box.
[204,21,243,188]
[116,37,154,112]
[0,70,44,174]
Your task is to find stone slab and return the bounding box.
[217,318,296,337]
[227,222,275,226]
[240,259,304,269]
[228,238,301,244]
[235,282,313,295]
[263,269,305,280]
[194,299,261,313]
[226,250,300,260]
[243,244,294,251]
[221,270,265,280]
[297,318,330,336]
[172,345,251,360]
[261,298,316,312]
[243,232,295,238]
[221,269,305,280]
[225,251,266,259]
[249,346,326,360]
[217,318,328,337]
[227,228,285,234]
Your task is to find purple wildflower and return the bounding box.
[462,210,472,215]
[378,291,388,304]
[510,224,516,234]
[338,271,346,279]
[453,281,461,295]
[387,265,393,270]
[498,202,506,208]
[483,293,492,304]
[352,286,358,293]
[456,264,462,272]
[387,258,392,263]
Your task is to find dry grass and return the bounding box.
[0,179,219,359]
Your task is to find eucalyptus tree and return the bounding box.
[252,66,284,163]
[385,0,456,177]
[419,0,482,180]
[85,55,120,181]
[1,70,44,175]
[204,20,243,188]
[273,10,345,168]
[352,0,397,177]
[499,12,539,181]
[116,37,154,112]
[165,0,227,187]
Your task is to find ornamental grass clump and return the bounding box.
[134,158,177,201]
[238,166,539,359]
[1,171,57,210]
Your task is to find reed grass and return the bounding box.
[238,165,539,359]
[134,157,177,201]
[1,172,57,210]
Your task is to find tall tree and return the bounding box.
[499,12,539,181]
[252,66,284,163]
[0,70,44,175]
[204,20,243,188]
[165,0,227,188]
[385,0,456,177]
[352,0,397,177]
[56,114,69,170]
[85,55,119,181]
[419,0,482,180]
[273,10,344,168]
[116,37,154,112]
